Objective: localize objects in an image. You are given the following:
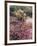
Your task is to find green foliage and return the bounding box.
[10,6,32,20]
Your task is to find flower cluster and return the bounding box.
[10,17,32,40]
